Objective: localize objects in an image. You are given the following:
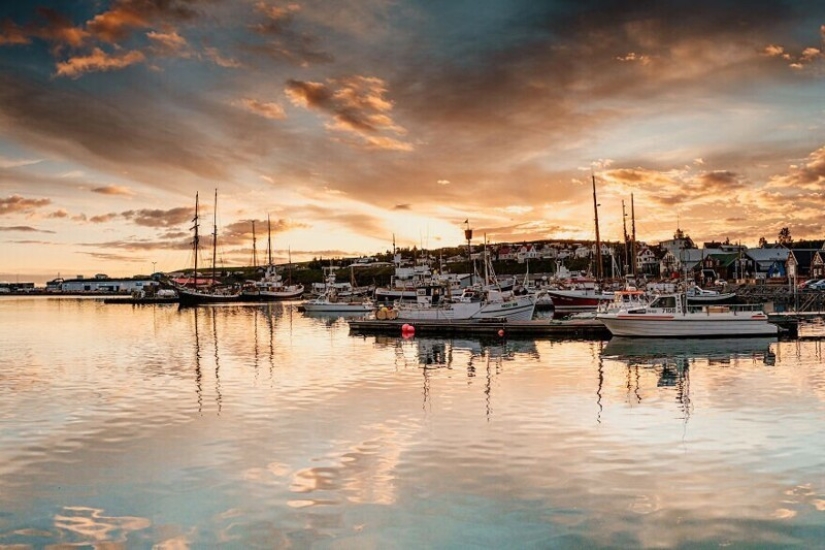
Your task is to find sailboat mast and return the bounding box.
[192,192,200,289]
[212,189,218,286]
[267,215,273,267]
[622,200,629,276]
[631,193,637,277]
[592,173,603,282]
[251,220,257,268]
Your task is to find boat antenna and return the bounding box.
[592,171,603,283]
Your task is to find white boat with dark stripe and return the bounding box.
[394,285,536,322]
[596,292,778,337]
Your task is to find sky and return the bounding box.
[0,0,823,283]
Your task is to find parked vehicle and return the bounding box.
[799,278,825,290]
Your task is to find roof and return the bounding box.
[744,248,790,262]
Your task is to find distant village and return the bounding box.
[1,227,821,294]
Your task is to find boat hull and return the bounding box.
[395,296,535,322]
[598,312,778,337]
[301,303,373,313]
[240,288,304,301]
[178,289,242,306]
[545,289,613,312]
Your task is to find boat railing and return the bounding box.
[687,303,765,315]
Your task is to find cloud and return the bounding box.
[285,76,412,151]
[86,0,199,44]
[249,1,332,66]
[203,46,242,68]
[31,8,90,50]
[146,30,189,56]
[91,185,136,196]
[0,195,51,216]
[55,47,146,78]
[762,38,824,69]
[0,76,233,184]
[0,225,55,233]
[766,147,825,190]
[89,213,119,223]
[0,20,32,45]
[48,209,69,219]
[237,98,286,120]
[253,1,302,29]
[121,207,194,228]
[0,156,43,169]
[393,204,411,210]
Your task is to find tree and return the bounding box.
[758,236,767,248]
[777,227,793,247]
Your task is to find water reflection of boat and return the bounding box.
[371,335,540,367]
[602,336,776,362]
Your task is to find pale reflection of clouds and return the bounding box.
[241,461,290,484]
[154,535,192,550]
[772,508,797,519]
[779,483,825,516]
[287,424,404,506]
[53,506,151,543]
[628,494,661,515]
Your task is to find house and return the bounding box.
[659,228,695,258]
[517,244,539,261]
[743,248,789,279]
[496,245,515,261]
[787,249,824,280]
[538,244,558,259]
[574,245,590,259]
[636,246,660,276]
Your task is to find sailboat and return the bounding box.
[178,190,242,306]
[241,216,305,301]
[543,173,614,313]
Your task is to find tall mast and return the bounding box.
[622,199,629,276]
[592,172,603,282]
[631,193,637,277]
[191,192,200,289]
[267,215,273,267]
[212,189,218,286]
[251,220,257,269]
[288,246,293,284]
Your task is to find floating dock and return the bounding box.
[348,313,819,339]
[347,318,611,338]
[102,297,179,305]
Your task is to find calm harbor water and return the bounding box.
[1,297,825,548]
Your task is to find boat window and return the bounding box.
[650,296,676,309]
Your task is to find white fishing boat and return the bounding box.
[300,280,374,314]
[596,292,778,337]
[392,285,536,322]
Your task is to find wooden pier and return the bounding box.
[348,318,611,338]
[348,313,821,340]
